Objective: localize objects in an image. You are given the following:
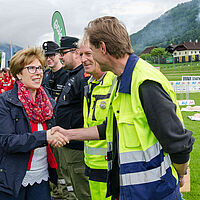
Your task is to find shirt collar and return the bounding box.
[89,73,106,84]
[118,54,139,94]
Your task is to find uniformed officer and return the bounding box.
[56,36,91,200]
[42,41,76,200]
[42,41,68,100]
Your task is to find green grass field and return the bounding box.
[155,62,200,200]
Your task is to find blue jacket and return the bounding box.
[0,83,57,197]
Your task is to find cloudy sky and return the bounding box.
[0,0,191,48]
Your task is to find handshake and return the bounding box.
[46,125,99,148]
[46,126,69,148]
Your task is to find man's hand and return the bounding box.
[179,176,185,188]
[46,129,69,147]
[173,162,188,176]
[51,126,68,136]
[51,125,100,142]
[173,162,188,188]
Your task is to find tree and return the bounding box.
[130,0,200,55]
[150,48,169,64]
[140,53,151,60]
[150,48,165,57]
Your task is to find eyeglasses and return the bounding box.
[24,66,44,74]
[60,49,75,56]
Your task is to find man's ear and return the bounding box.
[99,41,106,54]
[75,49,80,58]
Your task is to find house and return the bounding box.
[139,46,157,56]
[166,41,200,63]
[165,44,178,54]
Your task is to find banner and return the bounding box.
[178,100,195,106]
[166,57,173,63]
[52,11,66,45]
[182,76,200,81]
[1,52,6,69]
[170,81,200,93]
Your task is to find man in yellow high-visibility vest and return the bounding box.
[79,38,116,199]
[52,16,194,200]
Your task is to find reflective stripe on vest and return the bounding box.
[84,143,107,155]
[107,160,112,172]
[107,142,113,171]
[107,141,113,152]
[120,154,171,186]
[120,142,162,164]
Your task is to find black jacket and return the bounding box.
[42,67,68,100]
[56,64,90,150]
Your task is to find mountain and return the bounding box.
[0,43,22,67]
[130,0,200,55]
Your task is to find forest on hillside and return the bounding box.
[130,0,200,55]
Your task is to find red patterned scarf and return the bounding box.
[17,81,53,123]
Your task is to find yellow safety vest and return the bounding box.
[106,54,183,199]
[84,71,117,171]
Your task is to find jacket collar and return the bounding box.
[6,83,23,107]
[89,72,106,84]
[118,54,139,94]
[68,64,83,75]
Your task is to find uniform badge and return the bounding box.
[100,101,106,109]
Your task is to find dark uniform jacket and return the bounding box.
[56,64,90,150]
[42,67,68,100]
[0,83,57,198]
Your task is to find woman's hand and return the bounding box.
[46,130,69,147]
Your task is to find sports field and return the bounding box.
[154,62,200,200]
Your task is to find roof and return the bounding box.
[165,44,178,53]
[174,41,200,51]
[139,46,158,55]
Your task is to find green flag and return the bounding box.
[52,11,66,45]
